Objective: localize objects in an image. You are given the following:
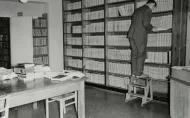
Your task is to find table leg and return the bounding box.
[45,99,49,118]
[78,81,85,118]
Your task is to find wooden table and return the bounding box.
[170,68,190,118]
[0,77,87,118]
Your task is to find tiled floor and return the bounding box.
[9,86,170,118]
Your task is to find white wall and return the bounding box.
[10,17,33,65]
[0,1,44,17]
[45,0,64,71]
[186,2,190,65]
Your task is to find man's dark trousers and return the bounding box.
[127,5,153,76]
[129,38,147,76]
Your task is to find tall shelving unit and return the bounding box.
[0,17,11,69]
[63,0,83,72]
[63,0,186,100]
[82,0,105,85]
[33,13,49,65]
[106,0,134,90]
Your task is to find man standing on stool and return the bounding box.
[127,0,158,78]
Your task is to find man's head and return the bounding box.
[146,0,157,10]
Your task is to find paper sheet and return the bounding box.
[157,27,170,31]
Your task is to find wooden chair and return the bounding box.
[0,95,10,118]
[125,77,153,106]
[45,91,77,118]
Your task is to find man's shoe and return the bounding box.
[136,73,149,78]
[131,74,136,77]
[130,74,136,79]
[130,75,137,83]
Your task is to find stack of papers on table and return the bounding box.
[34,65,51,79]
[34,65,51,72]
[14,63,35,81]
[17,73,35,81]
[0,67,17,80]
[14,63,35,75]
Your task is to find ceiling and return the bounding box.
[0,0,20,2]
[0,0,46,3]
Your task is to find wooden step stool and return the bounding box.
[125,77,153,106]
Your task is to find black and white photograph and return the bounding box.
[0,0,189,118]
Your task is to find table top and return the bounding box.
[171,68,190,86]
[0,77,87,96]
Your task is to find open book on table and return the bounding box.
[46,70,85,82]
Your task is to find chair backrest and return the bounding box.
[0,95,10,118]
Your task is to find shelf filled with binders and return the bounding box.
[152,0,173,13]
[107,74,129,90]
[108,48,131,61]
[64,33,82,69]
[64,34,83,45]
[64,0,82,10]
[83,34,104,46]
[0,17,10,68]
[84,47,104,58]
[152,11,173,17]
[63,0,83,72]
[33,13,49,65]
[147,33,172,47]
[65,56,83,69]
[65,46,83,57]
[85,72,105,85]
[151,15,172,31]
[144,65,170,80]
[84,22,104,33]
[107,20,131,32]
[83,58,105,71]
[64,11,82,22]
[83,4,104,20]
[64,8,82,12]
[33,56,49,65]
[64,22,82,34]
[65,66,83,72]
[83,0,104,9]
[107,1,134,19]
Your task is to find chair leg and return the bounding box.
[141,79,150,106]
[133,80,137,94]
[149,80,153,100]
[125,84,132,101]
[60,100,64,118]
[75,91,78,112]
[45,99,49,118]
[62,101,66,114]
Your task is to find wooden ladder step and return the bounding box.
[130,93,145,98]
[131,77,151,80]
[130,84,146,88]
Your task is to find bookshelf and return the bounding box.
[33,13,49,65]
[63,0,188,100]
[0,17,11,69]
[63,0,83,72]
